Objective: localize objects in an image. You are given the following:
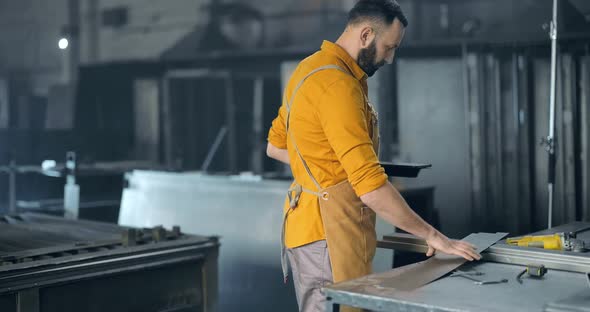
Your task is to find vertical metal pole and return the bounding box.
[61,0,79,84]
[560,55,577,223]
[485,54,500,227]
[61,41,71,84]
[465,51,485,230]
[582,55,590,221]
[226,75,237,174]
[87,0,99,63]
[201,126,228,173]
[461,44,472,223]
[493,55,504,218]
[545,0,559,229]
[17,288,40,312]
[379,63,397,160]
[517,54,533,233]
[8,160,16,214]
[512,53,521,192]
[463,46,476,228]
[252,77,264,174]
[162,75,173,168]
[67,0,79,83]
[511,53,522,232]
[186,77,196,169]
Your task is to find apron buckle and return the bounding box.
[288,184,303,208]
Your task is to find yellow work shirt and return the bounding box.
[268,40,388,249]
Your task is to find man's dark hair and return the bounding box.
[347,0,408,28]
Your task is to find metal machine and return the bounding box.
[0,213,219,312]
[324,222,590,311]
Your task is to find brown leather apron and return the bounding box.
[280,65,380,311]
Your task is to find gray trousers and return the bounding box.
[287,240,333,312]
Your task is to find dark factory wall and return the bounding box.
[395,47,590,237]
[0,0,589,233]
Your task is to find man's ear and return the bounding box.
[360,26,376,48]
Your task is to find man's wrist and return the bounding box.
[424,226,439,241]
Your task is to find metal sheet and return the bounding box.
[380,232,507,290]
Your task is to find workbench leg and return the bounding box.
[17,288,40,312]
[325,297,340,312]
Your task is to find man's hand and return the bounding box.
[425,232,482,261]
[361,182,481,262]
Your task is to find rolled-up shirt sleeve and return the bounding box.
[316,77,387,196]
[267,104,288,149]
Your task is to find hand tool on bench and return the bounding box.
[450,270,509,286]
[516,264,548,284]
[506,227,589,252]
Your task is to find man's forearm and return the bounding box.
[266,142,290,165]
[360,181,438,240]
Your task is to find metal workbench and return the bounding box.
[0,213,219,312]
[324,222,590,312]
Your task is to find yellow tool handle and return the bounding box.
[506,233,563,250]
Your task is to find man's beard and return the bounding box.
[358,40,385,77]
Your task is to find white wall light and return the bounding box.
[58,38,69,50]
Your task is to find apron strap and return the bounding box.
[281,206,293,283]
[285,64,350,192]
[287,184,323,209]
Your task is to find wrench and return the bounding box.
[474,279,509,285]
[450,271,509,285]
